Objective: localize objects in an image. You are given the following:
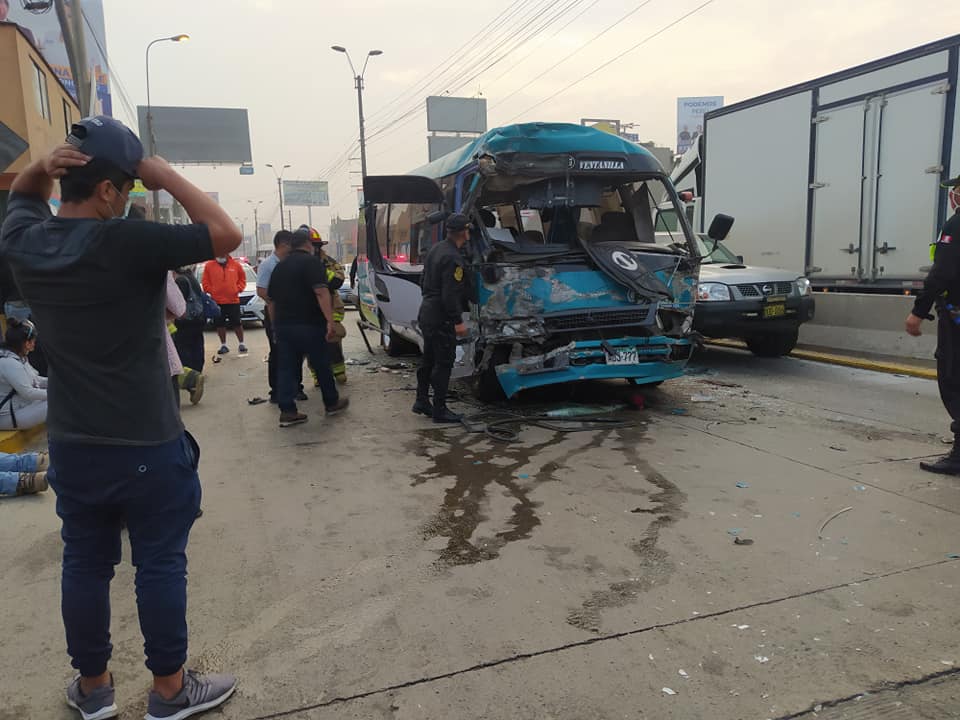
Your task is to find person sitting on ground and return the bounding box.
[164,270,203,406]
[0,448,49,496]
[201,253,247,355]
[0,318,47,430]
[172,266,206,403]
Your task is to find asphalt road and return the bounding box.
[2,323,959,720]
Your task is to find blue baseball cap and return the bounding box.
[66,116,143,179]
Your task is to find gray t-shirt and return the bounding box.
[0,193,214,446]
[256,252,280,290]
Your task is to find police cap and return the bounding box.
[446,213,472,232]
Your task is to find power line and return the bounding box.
[365,0,579,145]
[505,0,717,121]
[364,0,552,135]
[490,0,657,112]
[363,0,533,126]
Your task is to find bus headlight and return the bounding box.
[697,283,731,302]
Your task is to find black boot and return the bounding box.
[412,398,433,416]
[433,406,462,424]
[920,449,960,476]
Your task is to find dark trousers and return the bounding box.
[48,432,201,678]
[173,320,205,373]
[264,313,302,397]
[417,320,456,409]
[276,323,338,412]
[937,311,960,438]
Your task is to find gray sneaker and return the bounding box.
[66,675,118,720]
[145,670,237,720]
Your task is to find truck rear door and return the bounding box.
[869,80,949,282]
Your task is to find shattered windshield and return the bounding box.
[476,176,690,255]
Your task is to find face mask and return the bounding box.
[108,183,131,220]
[216,257,227,264]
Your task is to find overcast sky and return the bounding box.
[95,0,959,243]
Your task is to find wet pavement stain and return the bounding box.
[412,427,611,568]
[567,428,688,634]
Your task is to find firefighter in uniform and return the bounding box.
[296,226,349,384]
[906,175,960,475]
[413,213,472,423]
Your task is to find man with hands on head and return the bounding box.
[0,116,241,720]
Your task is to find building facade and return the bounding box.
[0,22,81,217]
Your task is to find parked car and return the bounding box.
[656,207,815,357]
[195,263,265,325]
[338,278,358,308]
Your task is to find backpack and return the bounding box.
[176,272,205,322]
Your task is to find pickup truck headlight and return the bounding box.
[697,283,731,302]
[796,277,812,296]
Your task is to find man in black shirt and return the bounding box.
[0,116,241,719]
[906,175,960,475]
[268,231,349,427]
[414,213,471,424]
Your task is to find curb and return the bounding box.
[706,340,937,380]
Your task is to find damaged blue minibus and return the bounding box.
[357,122,730,399]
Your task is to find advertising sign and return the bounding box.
[676,96,723,154]
[6,0,112,116]
[283,180,329,207]
[137,106,252,165]
[426,96,487,134]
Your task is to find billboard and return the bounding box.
[5,0,112,116]
[677,96,723,154]
[283,180,329,207]
[426,96,487,134]
[428,135,473,162]
[136,106,252,165]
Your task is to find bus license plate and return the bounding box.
[606,348,639,365]
[763,303,786,319]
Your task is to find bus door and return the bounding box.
[361,175,445,341]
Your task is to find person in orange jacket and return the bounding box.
[202,254,248,354]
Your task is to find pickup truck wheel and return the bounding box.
[745,329,799,358]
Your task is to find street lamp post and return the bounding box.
[266,164,291,230]
[145,33,189,223]
[331,46,382,180]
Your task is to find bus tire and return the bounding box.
[476,347,508,402]
[380,313,418,357]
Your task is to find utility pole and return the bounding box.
[248,200,263,251]
[54,0,92,116]
[267,164,290,230]
[145,34,189,221]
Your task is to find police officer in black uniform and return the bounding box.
[906,175,960,475]
[413,213,472,423]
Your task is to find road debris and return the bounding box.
[732,624,750,630]
[678,669,689,678]
[690,393,716,403]
[662,687,677,696]
[734,537,754,546]
[818,507,853,539]
[829,445,848,452]
[754,655,770,664]
[671,408,689,416]
[246,397,268,406]
[727,528,742,536]
[345,358,371,366]
[543,404,626,418]
[853,485,867,492]
[735,481,750,489]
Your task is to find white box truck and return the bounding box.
[681,34,960,291]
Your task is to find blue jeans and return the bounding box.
[276,323,339,412]
[0,451,40,495]
[48,433,201,677]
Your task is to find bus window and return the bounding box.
[375,204,389,261]
[409,203,440,264]
[387,203,412,263]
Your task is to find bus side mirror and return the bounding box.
[427,210,446,225]
[707,213,734,241]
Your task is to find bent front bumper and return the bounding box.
[694,295,815,337]
[494,336,693,398]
